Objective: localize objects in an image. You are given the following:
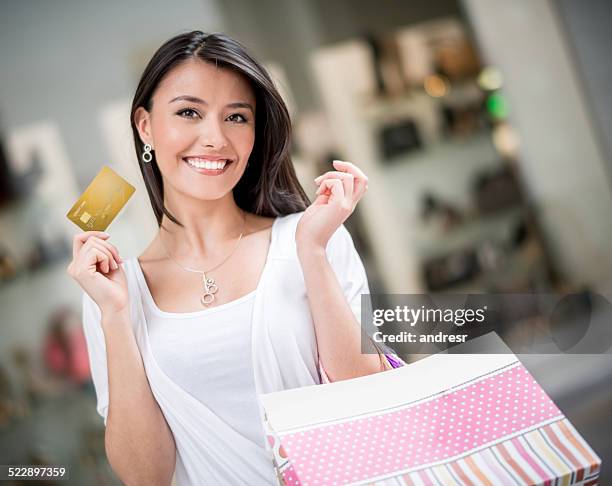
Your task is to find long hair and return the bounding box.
[130,31,310,227]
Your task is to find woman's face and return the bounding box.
[135,59,256,202]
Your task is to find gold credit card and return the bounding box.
[66,165,135,232]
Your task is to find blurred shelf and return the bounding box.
[0,387,120,485]
[0,257,80,360]
[413,206,525,261]
[0,256,71,293]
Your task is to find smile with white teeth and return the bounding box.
[184,157,230,170]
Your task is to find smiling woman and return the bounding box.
[69,30,398,486]
[130,32,309,224]
[170,94,252,173]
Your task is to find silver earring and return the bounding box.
[142,143,153,163]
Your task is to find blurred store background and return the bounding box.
[0,0,611,483]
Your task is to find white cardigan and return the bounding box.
[82,210,385,485]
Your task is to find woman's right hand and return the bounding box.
[67,231,129,316]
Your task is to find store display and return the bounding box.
[423,248,480,291]
[378,118,423,159]
[474,165,523,214]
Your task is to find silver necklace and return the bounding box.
[159,210,247,306]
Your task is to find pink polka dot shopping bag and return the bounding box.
[260,332,601,486]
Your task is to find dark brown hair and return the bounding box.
[130,31,310,227]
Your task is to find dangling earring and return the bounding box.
[142,143,153,164]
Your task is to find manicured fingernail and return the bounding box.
[333,159,344,164]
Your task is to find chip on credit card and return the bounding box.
[66,165,135,232]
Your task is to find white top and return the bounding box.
[140,278,272,474]
[81,211,391,485]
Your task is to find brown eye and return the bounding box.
[227,113,248,123]
[177,108,199,118]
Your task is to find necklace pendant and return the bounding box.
[201,273,219,306]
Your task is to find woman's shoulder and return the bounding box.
[271,210,355,262]
[271,211,304,260]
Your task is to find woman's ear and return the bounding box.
[134,106,153,147]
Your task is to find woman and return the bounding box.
[67,31,399,486]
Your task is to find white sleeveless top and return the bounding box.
[139,273,269,442]
[132,244,277,483]
[81,211,387,485]
[138,271,268,455]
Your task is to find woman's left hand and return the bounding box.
[296,160,369,251]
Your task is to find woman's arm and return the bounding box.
[297,242,386,382]
[102,308,176,486]
[297,160,389,382]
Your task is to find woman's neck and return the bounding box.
[159,193,246,261]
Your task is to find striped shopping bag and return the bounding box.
[261,333,601,485]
